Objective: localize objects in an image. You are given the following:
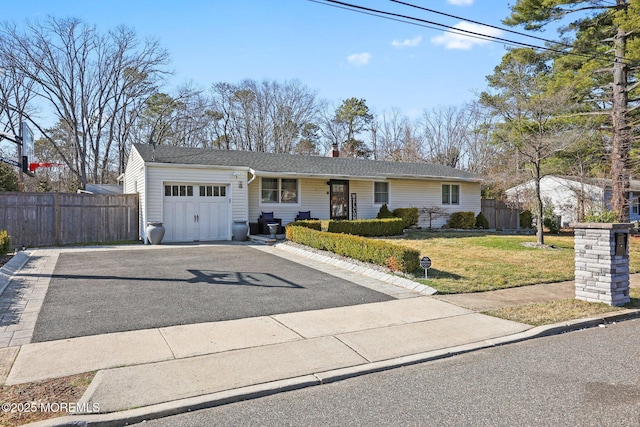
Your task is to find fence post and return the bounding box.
[54,192,61,246]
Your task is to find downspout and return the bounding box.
[247,168,257,185]
[143,164,148,244]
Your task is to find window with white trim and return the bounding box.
[164,185,193,197]
[442,184,460,205]
[374,182,389,204]
[199,185,226,197]
[261,178,298,204]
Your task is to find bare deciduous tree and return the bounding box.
[0,17,170,188]
[209,79,321,154]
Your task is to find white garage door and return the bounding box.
[162,183,230,242]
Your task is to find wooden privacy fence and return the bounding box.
[481,198,520,230]
[0,192,139,249]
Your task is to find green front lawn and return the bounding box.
[383,232,640,294]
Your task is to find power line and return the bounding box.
[390,0,635,66]
[311,0,558,51]
[389,0,573,50]
[311,0,631,65]
[309,0,525,48]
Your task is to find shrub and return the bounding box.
[520,210,533,228]
[420,206,449,229]
[448,212,476,229]
[287,220,322,231]
[0,230,10,256]
[544,216,560,234]
[393,207,419,228]
[286,225,420,272]
[327,218,404,237]
[584,210,618,223]
[376,204,395,219]
[475,212,490,229]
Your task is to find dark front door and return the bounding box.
[330,180,349,220]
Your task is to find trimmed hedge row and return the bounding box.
[0,230,10,256]
[327,218,404,237]
[286,225,420,273]
[287,220,322,231]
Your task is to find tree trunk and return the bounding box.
[535,176,545,245]
[610,26,630,222]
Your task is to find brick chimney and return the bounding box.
[329,143,339,157]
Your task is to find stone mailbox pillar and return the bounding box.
[571,222,631,307]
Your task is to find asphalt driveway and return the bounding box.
[32,244,394,342]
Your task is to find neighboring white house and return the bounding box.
[123,143,483,243]
[505,175,640,226]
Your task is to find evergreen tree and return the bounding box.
[0,162,19,191]
[504,0,640,221]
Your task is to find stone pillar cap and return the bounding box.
[570,222,631,230]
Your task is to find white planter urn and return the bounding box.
[146,222,165,245]
[232,220,249,241]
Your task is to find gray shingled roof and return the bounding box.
[133,143,481,182]
[560,176,640,192]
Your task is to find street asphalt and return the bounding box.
[32,244,393,342]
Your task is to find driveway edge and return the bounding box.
[0,251,30,297]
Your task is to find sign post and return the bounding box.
[420,256,432,279]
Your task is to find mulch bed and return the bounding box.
[0,255,12,269]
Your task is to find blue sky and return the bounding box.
[4,0,551,120]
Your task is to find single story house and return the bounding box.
[123,143,482,243]
[505,175,640,226]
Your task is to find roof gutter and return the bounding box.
[251,169,483,183]
[144,162,482,183]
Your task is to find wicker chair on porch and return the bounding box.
[295,211,318,221]
[258,211,282,234]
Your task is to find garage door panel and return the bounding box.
[205,200,229,240]
[163,184,229,242]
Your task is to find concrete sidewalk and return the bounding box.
[0,243,638,427]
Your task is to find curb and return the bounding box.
[0,251,31,297]
[25,309,640,427]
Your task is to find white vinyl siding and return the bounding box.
[390,179,480,228]
[122,146,146,241]
[250,177,324,224]
[249,177,481,228]
[142,165,248,241]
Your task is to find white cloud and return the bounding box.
[447,0,474,5]
[431,21,502,50]
[347,52,372,66]
[392,35,422,48]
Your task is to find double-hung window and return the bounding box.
[261,178,298,204]
[374,182,389,205]
[442,184,460,205]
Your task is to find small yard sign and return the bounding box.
[420,256,431,279]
